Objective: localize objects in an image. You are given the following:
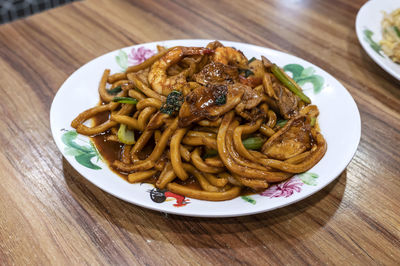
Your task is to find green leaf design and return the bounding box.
[75,153,101,170]
[297,75,325,94]
[283,64,304,79]
[298,172,318,186]
[241,195,256,205]
[284,64,324,94]
[64,146,84,157]
[90,141,102,162]
[363,29,383,56]
[116,50,128,71]
[61,130,102,170]
[62,131,92,153]
[300,67,315,78]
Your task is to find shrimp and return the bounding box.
[148,46,212,96]
[212,47,248,68]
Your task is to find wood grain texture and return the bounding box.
[0,0,399,264]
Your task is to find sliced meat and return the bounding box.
[178,84,244,127]
[262,115,312,160]
[192,61,239,86]
[240,83,262,109]
[265,82,299,119]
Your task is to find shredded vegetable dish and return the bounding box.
[381,8,400,63]
[71,41,327,201]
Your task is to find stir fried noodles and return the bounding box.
[381,8,400,63]
[71,41,327,201]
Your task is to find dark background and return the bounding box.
[0,0,79,24]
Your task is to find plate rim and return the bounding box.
[50,39,361,217]
[355,0,400,81]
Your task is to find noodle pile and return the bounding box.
[381,8,400,62]
[71,41,327,201]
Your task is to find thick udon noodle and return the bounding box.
[71,41,327,201]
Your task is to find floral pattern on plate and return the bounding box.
[61,129,102,170]
[284,64,324,93]
[363,28,383,56]
[116,47,155,71]
[261,173,319,199]
[50,40,361,217]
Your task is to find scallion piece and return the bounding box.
[203,149,218,159]
[202,137,264,156]
[276,119,288,128]
[242,137,264,150]
[271,64,311,104]
[244,69,254,78]
[394,26,400,38]
[106,85,122,95]
[117,124,135,145]
[248,57,256,64]
[112,96,138,104]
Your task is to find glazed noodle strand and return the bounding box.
[72,41,327,201]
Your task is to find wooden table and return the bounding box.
[1,0,399,264]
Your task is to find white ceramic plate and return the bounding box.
[50,40,361,217]
[356,0,400,80]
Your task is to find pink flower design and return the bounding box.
[128,47,155,65]
[260,177,304,198]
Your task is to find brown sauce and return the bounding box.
[90,110,128,180]
[89,104,257,197]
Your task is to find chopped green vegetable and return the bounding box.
[271,64,311,104]
[242,137,264,150]
[276,119,287,128]
[248,57,256,64]
[310,117,316,127]
[107,85,122,95]
[112,96,138,104]
[203,148,218,159]
[238,68,254,78]
[244,69,254,78]
[394,26,400,38]
[215,94,226,105]
[202,137,264,157]
[241,195,256,204]
[117,124,135,144]
[160,90,184,115]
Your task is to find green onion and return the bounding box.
[242,137,264,150]
[276,119,288,128]
[310,117,316,127]
[244,69,254,78]
[202,137,264,157]
[107,85,122,95]
[117,124,135,145]
[248,57,256,64]
[271,64,311,104]
[394,26,400,38]
[112,96,138,104]
[239,68,255,78]
[203,148,218,159]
